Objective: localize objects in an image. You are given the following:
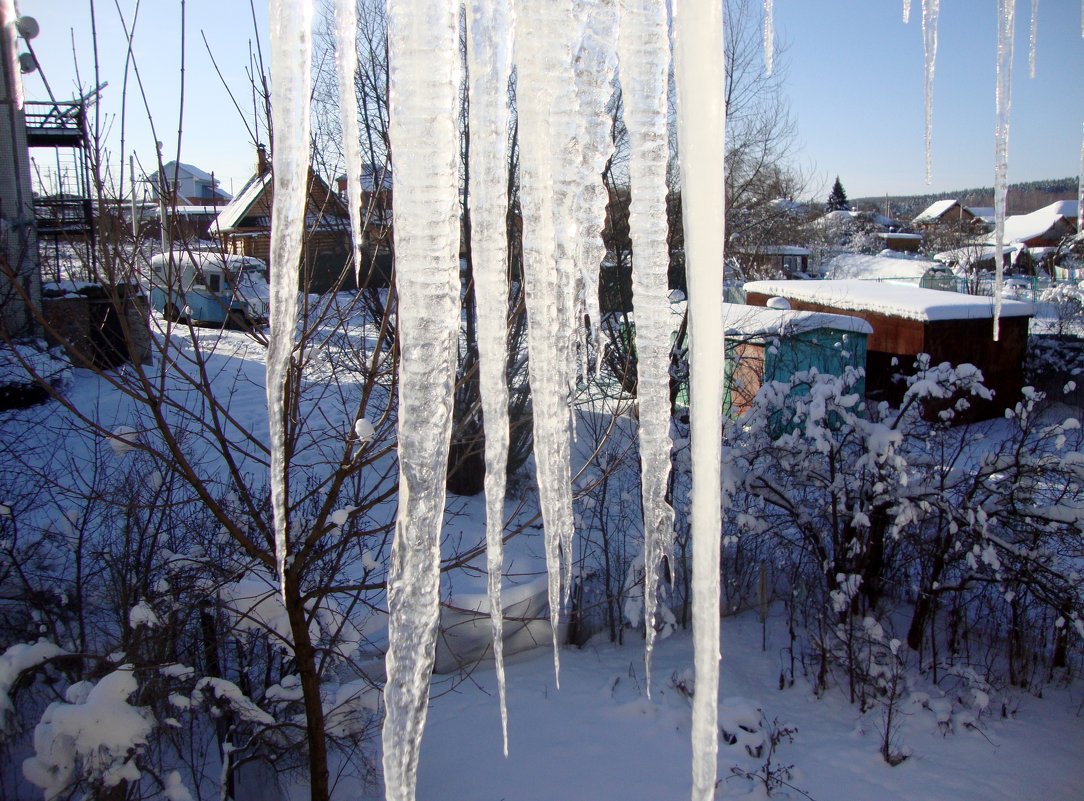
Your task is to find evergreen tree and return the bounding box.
[827,176,850,211]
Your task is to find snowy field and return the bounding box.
[4,312,1081,801]
[406,613,1084,801]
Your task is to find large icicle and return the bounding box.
[1078,122,1083,235]
[267,0,314,601]
[514,0,579,685]
[673,0,726,798]
[382,1,462,799]
[993,0,1017,341]
[334,0,365,285]
[465,0,515,757]
[903,0,912,23]
[617,0,675,697]
[921,0,940,185]
[763,0,775,76]
[571,0,618,383]
[1029,0,1039,78]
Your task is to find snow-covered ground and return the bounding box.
[4,308,1084,801]
[406,611,1084,801]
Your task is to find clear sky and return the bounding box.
[19,0,271,200]
[14,0,1084,203]
[776,0,1084,199]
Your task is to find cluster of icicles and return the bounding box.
[260,1,1084,800]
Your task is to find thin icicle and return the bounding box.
[382,1,462,799]
[903,0,912,23]
[1029,0,1038,78]
[673,0,726,797]
[514,0,579,686]
[617,0,674,698]
[572,1,618,385]
[763,0,775,76]
[465,0,515,758]
[334,0,365,286]
[1078,122,1083,235]
[994,0,1017,341]
[267,0,314,602]
[921,0,940,185]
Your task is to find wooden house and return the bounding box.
[912,199,982,228]
[213,149,357,293]
[744,279,1034,421]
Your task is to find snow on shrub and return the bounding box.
[22,666,153,800]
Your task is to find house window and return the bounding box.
[207,274,221,293]
[783,255,803,274]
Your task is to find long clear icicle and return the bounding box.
[994,0,1016,342]
[267,0,314,602]
[335,0,365,286]
[1029,0,1039,78]
[903,0,912,23]
[465,0,515,757]
[617,0,674,698]
[921,0,940,185]
[382,1,462,799]
[673,0,726,798]
[514,0,579,685]
[763,0,775,76]
[571,0,618,383]
[1078,122,1083,236]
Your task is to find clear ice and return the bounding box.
[465,0,515,757]
[382,1,463,799]
[514,0,579,684]
[763,0,775,76]
[267,0,314,601]
[921,0,940,185]
[993,0,1017,341]
[617,0,675,696]
[672,0,727,798]
[335,0,365,285]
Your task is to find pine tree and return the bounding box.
[827,176,850,211]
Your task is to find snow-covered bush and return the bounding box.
[727,356,1084,697]
[22,667,153,801]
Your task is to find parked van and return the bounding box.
[147,250,270,326]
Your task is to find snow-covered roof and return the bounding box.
[740,245,811,256]
[823,252,940,281]
[934,243,1025,267]
[817,209,859,227]
[988,200,1079,244]
[967,206,995,222]
[149,161,214,183]
[743,279,1034,321]
[152,205,224,218]
[721,302,873,337]
[876,232,923,241]
[213,173,272,232]
[913,199,961,224]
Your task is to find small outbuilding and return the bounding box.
[670,301,872,416]
[744,279,1034,420]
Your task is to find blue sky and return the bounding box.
[17,0,1084,202]
[20,0,271,199]
[777,1,1084,199]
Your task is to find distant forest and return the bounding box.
[854,176,1078,221]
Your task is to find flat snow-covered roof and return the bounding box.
[743,279,1034,321]
[719,302,873,337]
[824,252,939,281]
